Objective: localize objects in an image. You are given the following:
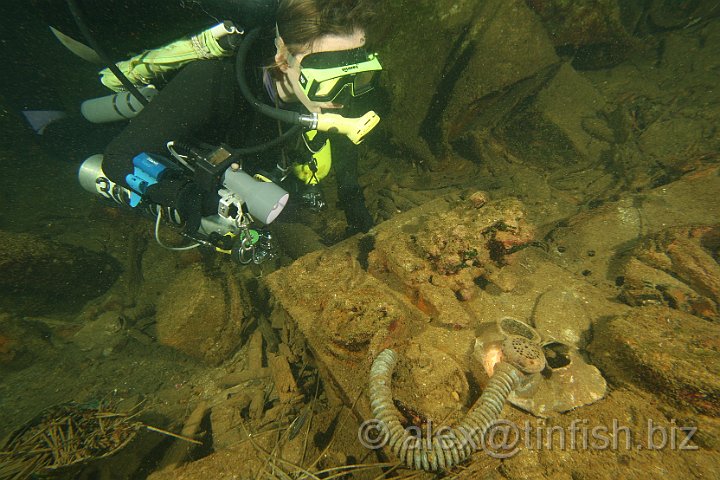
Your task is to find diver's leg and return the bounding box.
[333,136,373,234]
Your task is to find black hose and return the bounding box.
[235,28,302,125]
[65,0,149,107]
[220,26,304,162]
[228,127,298,155]
[214,127,299,171]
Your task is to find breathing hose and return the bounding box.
[235,28,304,126]
[369,340,543,472]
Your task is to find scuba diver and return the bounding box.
[69,0,382,263]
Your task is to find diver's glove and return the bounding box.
[279,174,327,212]
[300,184,326,212]
[143,178,218,234]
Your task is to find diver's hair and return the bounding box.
[276,0,373,54]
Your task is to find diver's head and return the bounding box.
[272,0,381,113]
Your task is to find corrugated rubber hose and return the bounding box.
[369,348,525,471]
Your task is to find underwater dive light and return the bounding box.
[223,167,289,224]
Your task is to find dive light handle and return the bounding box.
[299,111,380,145]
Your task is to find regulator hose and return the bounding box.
[369,349,525,472]
[235,27,303,126]
[230,26,302,159]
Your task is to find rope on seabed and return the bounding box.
[368,348,525,472]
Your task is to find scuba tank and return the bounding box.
[81,86,158,123]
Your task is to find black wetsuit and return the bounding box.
[101,32,373,233]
